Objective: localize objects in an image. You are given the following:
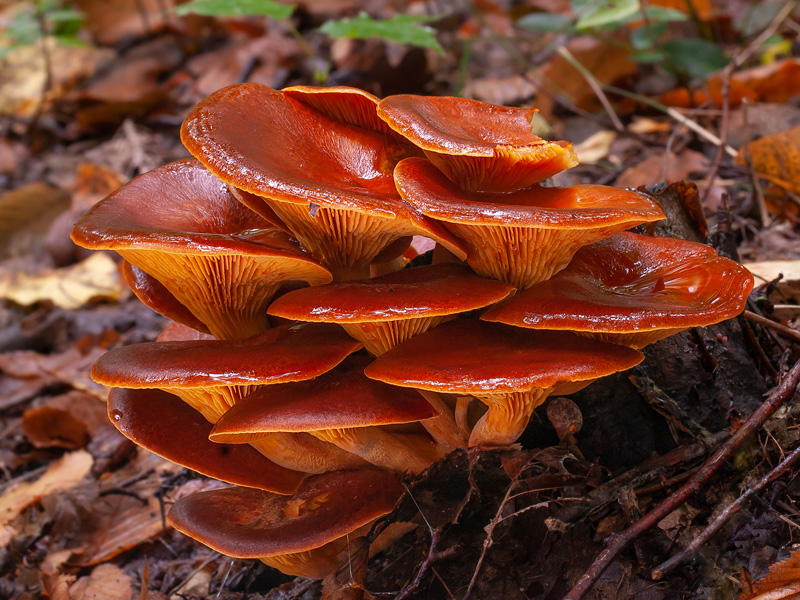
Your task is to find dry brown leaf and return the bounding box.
[573,130,616,164]
[537,35,637,117]
[69,563,133,600]
[616,149,710,189]
[0,252,123,309]
[72,163,127,213]
[0,450,93,546]
[0,182,70,259]
[736,126,800,196]
[23,391,110,449]
[0,37,112,117]
[741,549,800,599]
[461,74,538,107]
[660,59,800,110]
[73,0,175,45]
[42,571,77,600]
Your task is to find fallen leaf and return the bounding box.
[0,37,112,118]
[461,74,538,106]
[0,183,71,260]
[73,0,176,45]
[0,252,123,309]
[736,126,800,196]
[69,563,133,600]
[616,149,710,188]
[537,35,637,117]
[41,571,77,600]
[660,58,800,110]
[23,391,110,449]
[740,548,800,599]
[0,450,93,546]
[573,130,616,164]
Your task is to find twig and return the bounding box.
[394,484,441,600]
[743,310,800,345]
[741,99,770,225]
[554,46,624,132]
[652,441,800,579]
[562,361,800,600]
[603,85,738,157]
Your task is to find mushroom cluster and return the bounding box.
[71,84,754,587]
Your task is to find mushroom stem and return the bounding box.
[311,427,442,474]
[455,396,473,439]
[370,255,406,278]
[468,389,552,447]
[417,390,468,452]
[249,433,369,474]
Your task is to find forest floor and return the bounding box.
[2,1,800,599]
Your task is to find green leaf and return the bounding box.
[53,34,87,47]
[661,38,728,79]
[629,21,667,50]
[516,12,574,33]
[174,0,294,19]
[46,9,85,22]
[319,12,444,55]
[641,6,688,22]
[630,49,666,63]
[574,0,640,30]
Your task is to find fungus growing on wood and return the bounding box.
[71,158,332,339]
[108,387,304,493]
[365,319,643,447]
[92,323,361,422]
[394,157,666,289]
[93,324,367,473]
[168,469,405,579]
[121,261,210,335]
[211,356,442,473]
[267,263,515,356]
[377,94,579,192]
[180,84,466,280]
[72,159,331,339]
[482,232,755,348]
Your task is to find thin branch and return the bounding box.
[561,361,800,600]
[554,46,625,132]
[652,441,800,579]
[743,310,800,345]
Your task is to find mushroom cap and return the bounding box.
[377,95,578,192]
[121,260,210,334]
[364,319,644,394]
[91,323,362,389]
[71,158,332,339]
[210,357,437,442]
[481,232,755,335]
[180,84,467,273]
[167,469,404,558]
[282,85,398,137]
[267,263,515,323]
[71,158,323,259]
[394,157,665,288]
[108,387,304,493]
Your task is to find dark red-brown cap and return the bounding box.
[71,158,331,339]
[481,232,755,348]
[167,469,404,558]
[282,85,398,137]
[377,95,578,192]
[180,84,466,279]
[108,387,304,494]
[394,157,665,289]
[365,319,643,395]
[267,263,515,355]
[92,324,362,423]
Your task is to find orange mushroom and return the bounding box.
[377,94,579,192]
[211,356,442,473]
[168,469,406,579]
[482,232,755,348]
[108,387,304,493]
[180,84,466,280]
[365,319,643,447]
[394,157,665,289]
[71,158,332,339]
